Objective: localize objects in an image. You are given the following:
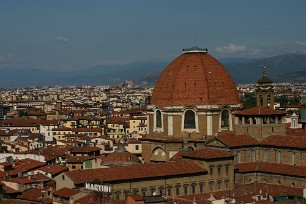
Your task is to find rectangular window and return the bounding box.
[84,160,92,168]
[218,166,221,176]
[225,166,229,175]
[199,183,204,193]
[159,188,164,195]
[184,185,188,195]
[225,181,229,189]
[218,182,221,190]
[250,150,256,162]
[192,184,196,194]
[167,187,172,196]
[277,151,282,163]
[209,182,214,192]
[176,186,180,195]
[264,150,268,162]
[209,166,214,176]
[292,152,296,165]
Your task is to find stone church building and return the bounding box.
[142,46,306,189]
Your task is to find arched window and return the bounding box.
[267,95,271,107]
[260,95,263,106]
[221,109,230,128]
[184,110,196,129]
[155,109,162,128]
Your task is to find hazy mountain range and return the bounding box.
[136,53,306,85]
[0,53,305,88]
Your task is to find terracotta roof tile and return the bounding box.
[233,106,286,116]
[66,156,97,163]
[128,194,144,201]
[36,164,68,176]
[286,127,306,136]
[235,183,303,197]
[151,52,240,108]
[29,173,51,181]
[260,135,306,148]
[235,162,306,177]
[69,146,101,153]
[217,131,259,147]
[53,187,80,198]
[171,147,234,161]
[2,199,32,204]
[7,158,45,176]
[65,160,207,184]
[101,147,141,167]
[17,188,45,202]
[8,177,34,184]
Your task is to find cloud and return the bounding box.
[52,36,69,43]
[296,41,306,46]
[215,43,246,54]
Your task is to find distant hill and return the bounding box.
[0,68,66,88]
[225,53,306,84]
[0,61,168,88]
[0,53,305,88]
[271,71,306,83]
[135,53,306,85]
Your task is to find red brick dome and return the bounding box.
[151,47,240,108]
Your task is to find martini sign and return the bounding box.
[85,182,111,193]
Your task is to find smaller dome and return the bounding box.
[100,144,141,167]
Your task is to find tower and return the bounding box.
[256,66,274,109]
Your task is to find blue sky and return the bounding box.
[1,0,306,71]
